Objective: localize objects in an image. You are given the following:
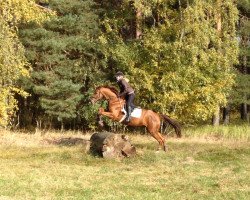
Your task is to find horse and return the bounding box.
[90,86,181,151]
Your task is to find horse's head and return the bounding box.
[91,87,104,104]
[91,86,119,104]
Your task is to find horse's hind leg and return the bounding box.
[147,128,166,151]
[155,133,166,152]
[157,132,167,151]
[146,115,167,151]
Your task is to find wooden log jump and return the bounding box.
[89,132,136,158]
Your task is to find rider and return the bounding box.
[115,71,135,122]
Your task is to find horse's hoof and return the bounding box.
[164,146,168,152]
[98,121,104,127]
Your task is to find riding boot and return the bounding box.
[125,106,132,122]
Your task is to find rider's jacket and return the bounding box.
[117,78,134,97]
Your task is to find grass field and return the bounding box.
[0,126,249,200]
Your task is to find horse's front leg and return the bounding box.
[98,107,116,120]
[97,114,104,127]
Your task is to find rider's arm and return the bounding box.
[118,79,130,97]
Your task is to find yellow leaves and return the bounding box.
[0,87,17,127]
[0,17,29,80]
[0,0,55,25]
[154,64,236,123]
[0,0,54,127]
[168,91,188,102]
[99,35,108,45]
[0,85,29,127]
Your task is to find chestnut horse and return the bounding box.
[91,86,181,151]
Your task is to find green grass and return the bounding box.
[0,128,249,200]
[183,124,250,140]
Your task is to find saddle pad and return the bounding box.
[131,108,142,118]
[121,107,142,119]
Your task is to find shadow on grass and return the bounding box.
[44,137,90,147]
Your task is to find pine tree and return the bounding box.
[19,0,105,129]
[232,0,250,122]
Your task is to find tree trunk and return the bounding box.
[212,106,220,126]
[61,121,64,132]
[216,2,222,32]
[135,4,142,39]
[241,36,248,122]
[212,0,222,126]
[89,132,136,158]
[223,105,230,125]
[241,103,248,120]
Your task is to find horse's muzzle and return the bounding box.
[90,98,96,104]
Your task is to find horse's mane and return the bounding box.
[96,85,119,96]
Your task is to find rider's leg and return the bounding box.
[125,94,135,122]
[130,93,135,109]
[125,105,132,122]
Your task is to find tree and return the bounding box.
[95,0,239,124]
[232,0,250,122]
[135,0,238,123]
[19,0,106,129]
[0,0,53,127]
[16,0,240,129]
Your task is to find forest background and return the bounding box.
[0,0,249,131]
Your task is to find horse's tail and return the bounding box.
[161,114,182,138]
